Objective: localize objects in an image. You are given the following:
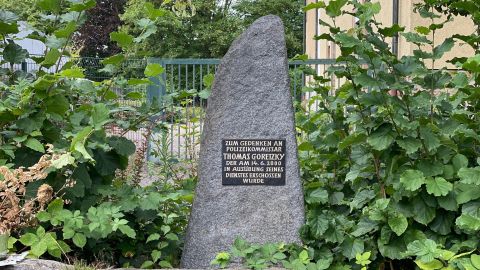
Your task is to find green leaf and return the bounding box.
[36,211,51,222]
[400,170,425,191]
[401,32,431,44]
[151,250,162,262]
[310,216,329,237]
[101,54,125,65]
[456,214,480,231]
[62,228,75,239]
[134,19,157,42]
[127,78,151,85]
[0,10,18,34]
[94,150,124,176]
[452,154,469,172]
[451,72,469,88]
[3,42,29,64]
[406,239,439,263]
[146,233,161,243]
[25,138,45,153]
[419,127,440,152]
[47,198,64,214]
[298,141,314,151]
[0,21,18,34]
[388,212,408,236]
[37,0,61,13]
[30,237,48,258]
[326,0,348,17]
[307,188,328,204]
[203,73,215,88]
[430,212,453,235]
[413,197,436,225]
[335,33,359,48]
[110,32,133,48]
[72,233,86,248]
[379,24,405,37]
[339,133,366,150]
[433,38,454,59]
[69,0,96,12]
[45,35,67,49]
[350,189,375,211]
[19,233,39,246]
[140,192,164,210]
[118,225,136,238]
[303,2,326,11]
[144,63,165,77]
[145,2,168,20]
[141,261,154,269]
[437,192,458,211]
[356,251,371,266]
[51,153,75,169]
[471,254,480,269]
[455,183,480,204]
[0,10,18,23]
[71,126,93,160]
[463,55,480,72]
[458,167,480,185]
[41,49,62,68]
[126,91,143,99]
[425,177,453,197]
[45,95,69,116]
[91,104,110,129]
[299,250,310,263]
[397,138,422,155]
[198,89,211,99]
[54,21,77,38]
[414,26,431,35]
[351,218,377,237]
[165,233,179,241]
[341,238,364,260]
[367,125,395,151]
[60,68,85,78]
[108,136,136,157]
[159,261,173,268]
[415,259,443,270]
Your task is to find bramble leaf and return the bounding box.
[144,63,165,77]
[110,32,134,48]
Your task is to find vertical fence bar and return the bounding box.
[170,64,175,157]
[185,64,189,160]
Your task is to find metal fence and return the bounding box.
[3,57,338,161]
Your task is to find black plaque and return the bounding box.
[222,139,286,185]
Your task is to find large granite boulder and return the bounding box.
[181,15,304,268]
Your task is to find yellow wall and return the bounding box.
[305,0,476,68]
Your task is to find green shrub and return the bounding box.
[9,178,194,268]
[296,0,480,269]
[0,0,199,268]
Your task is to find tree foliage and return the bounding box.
[120,0,241,58]
[75,0,127,57]
[120,0,304,58]
[234,0,304,59]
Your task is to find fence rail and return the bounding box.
[2,57,339,161]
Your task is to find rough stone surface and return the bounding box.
[3,259,73,270]
[181,15,304,269]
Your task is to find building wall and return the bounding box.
[305,0,476,68]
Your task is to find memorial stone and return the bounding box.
[181,15,304,268]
